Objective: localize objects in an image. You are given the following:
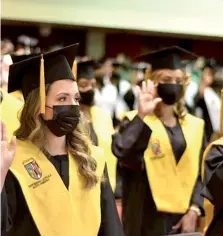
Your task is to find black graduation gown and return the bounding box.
[112,115,205,236]
[1,154,124,236]
[202,145,223,236]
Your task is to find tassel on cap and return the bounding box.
[145,68,151,81]
[220,89,223,134]
[72,60,77,80]
[40,54,46,114]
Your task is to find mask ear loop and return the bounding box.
[45,105,53,109]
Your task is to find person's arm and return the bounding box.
[98,165,124,236]
[112,80,161,169]
[190,133,207,216]
[1,172,18,235]
[112,115,152,169]
[204,145,223,208]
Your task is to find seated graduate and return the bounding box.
[76,60,117,192]
[112,46,206,236]
[1,44,124,236]
[202,90,223,236]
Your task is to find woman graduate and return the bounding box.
[76,60,117,191]
[1,44,124,236]
[202,90,223,236]
[112,46,206,236]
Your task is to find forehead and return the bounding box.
[48,79,78,93]
[77,78,95,84]
[159,69,183,77]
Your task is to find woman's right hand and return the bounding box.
[1,121,16,191]
[136,80,162,119]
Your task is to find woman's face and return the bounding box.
[77,78,96,93]
[202,67,214,86]
[158,69,184,85]
[44,79,80,120]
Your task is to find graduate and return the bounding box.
[112,46,206,236]
[1,44,124,236]
[202,90,223,236]
[76,60,117,192]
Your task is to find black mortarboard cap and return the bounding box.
[8,43,79,113]
[136,46,197,71]
[10,54,39,64]
[77,60,99,80]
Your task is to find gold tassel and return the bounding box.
[72,60,77,80]
[40,54,46,114]
[220,89,223,134]
[145,68,151,81]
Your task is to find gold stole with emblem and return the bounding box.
[125,110,204,214]
[90,105,117,192]
[10,140,105,236]
[201,138,223,234]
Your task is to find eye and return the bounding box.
[176,78,184,84]
[58,96,67,102]
[74,96,81,102]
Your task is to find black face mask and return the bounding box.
[80,90,94,106]
[157,84,183,105]
[44,105,80,137]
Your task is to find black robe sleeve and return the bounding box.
[1,172,17,235]
[202,145,223,208]
[1,171,34,236]
[190,132,207,215]
[112,115,152,169]
[98,165,124,236]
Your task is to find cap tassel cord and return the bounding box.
[40,54,46,114]
[72,60,77,80]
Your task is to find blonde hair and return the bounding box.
[15,88,98,188]
[145,68,190,119]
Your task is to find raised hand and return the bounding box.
[1,121,16,191]
[136,80,162,119]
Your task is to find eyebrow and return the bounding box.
[56,92,80,97]
[56,93,70,97]
[75,93,81,98]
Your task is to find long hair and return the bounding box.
[145,68,190,119]
[15,88,98,188]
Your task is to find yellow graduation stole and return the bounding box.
[125,111,204,214]
[10,140,105,236]
[0,89,23,139]
[91,105,117,192]
[201,138,223,234]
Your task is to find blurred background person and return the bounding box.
[123,62,151,112]
[194,61,221,142]
[1,39,14,55]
